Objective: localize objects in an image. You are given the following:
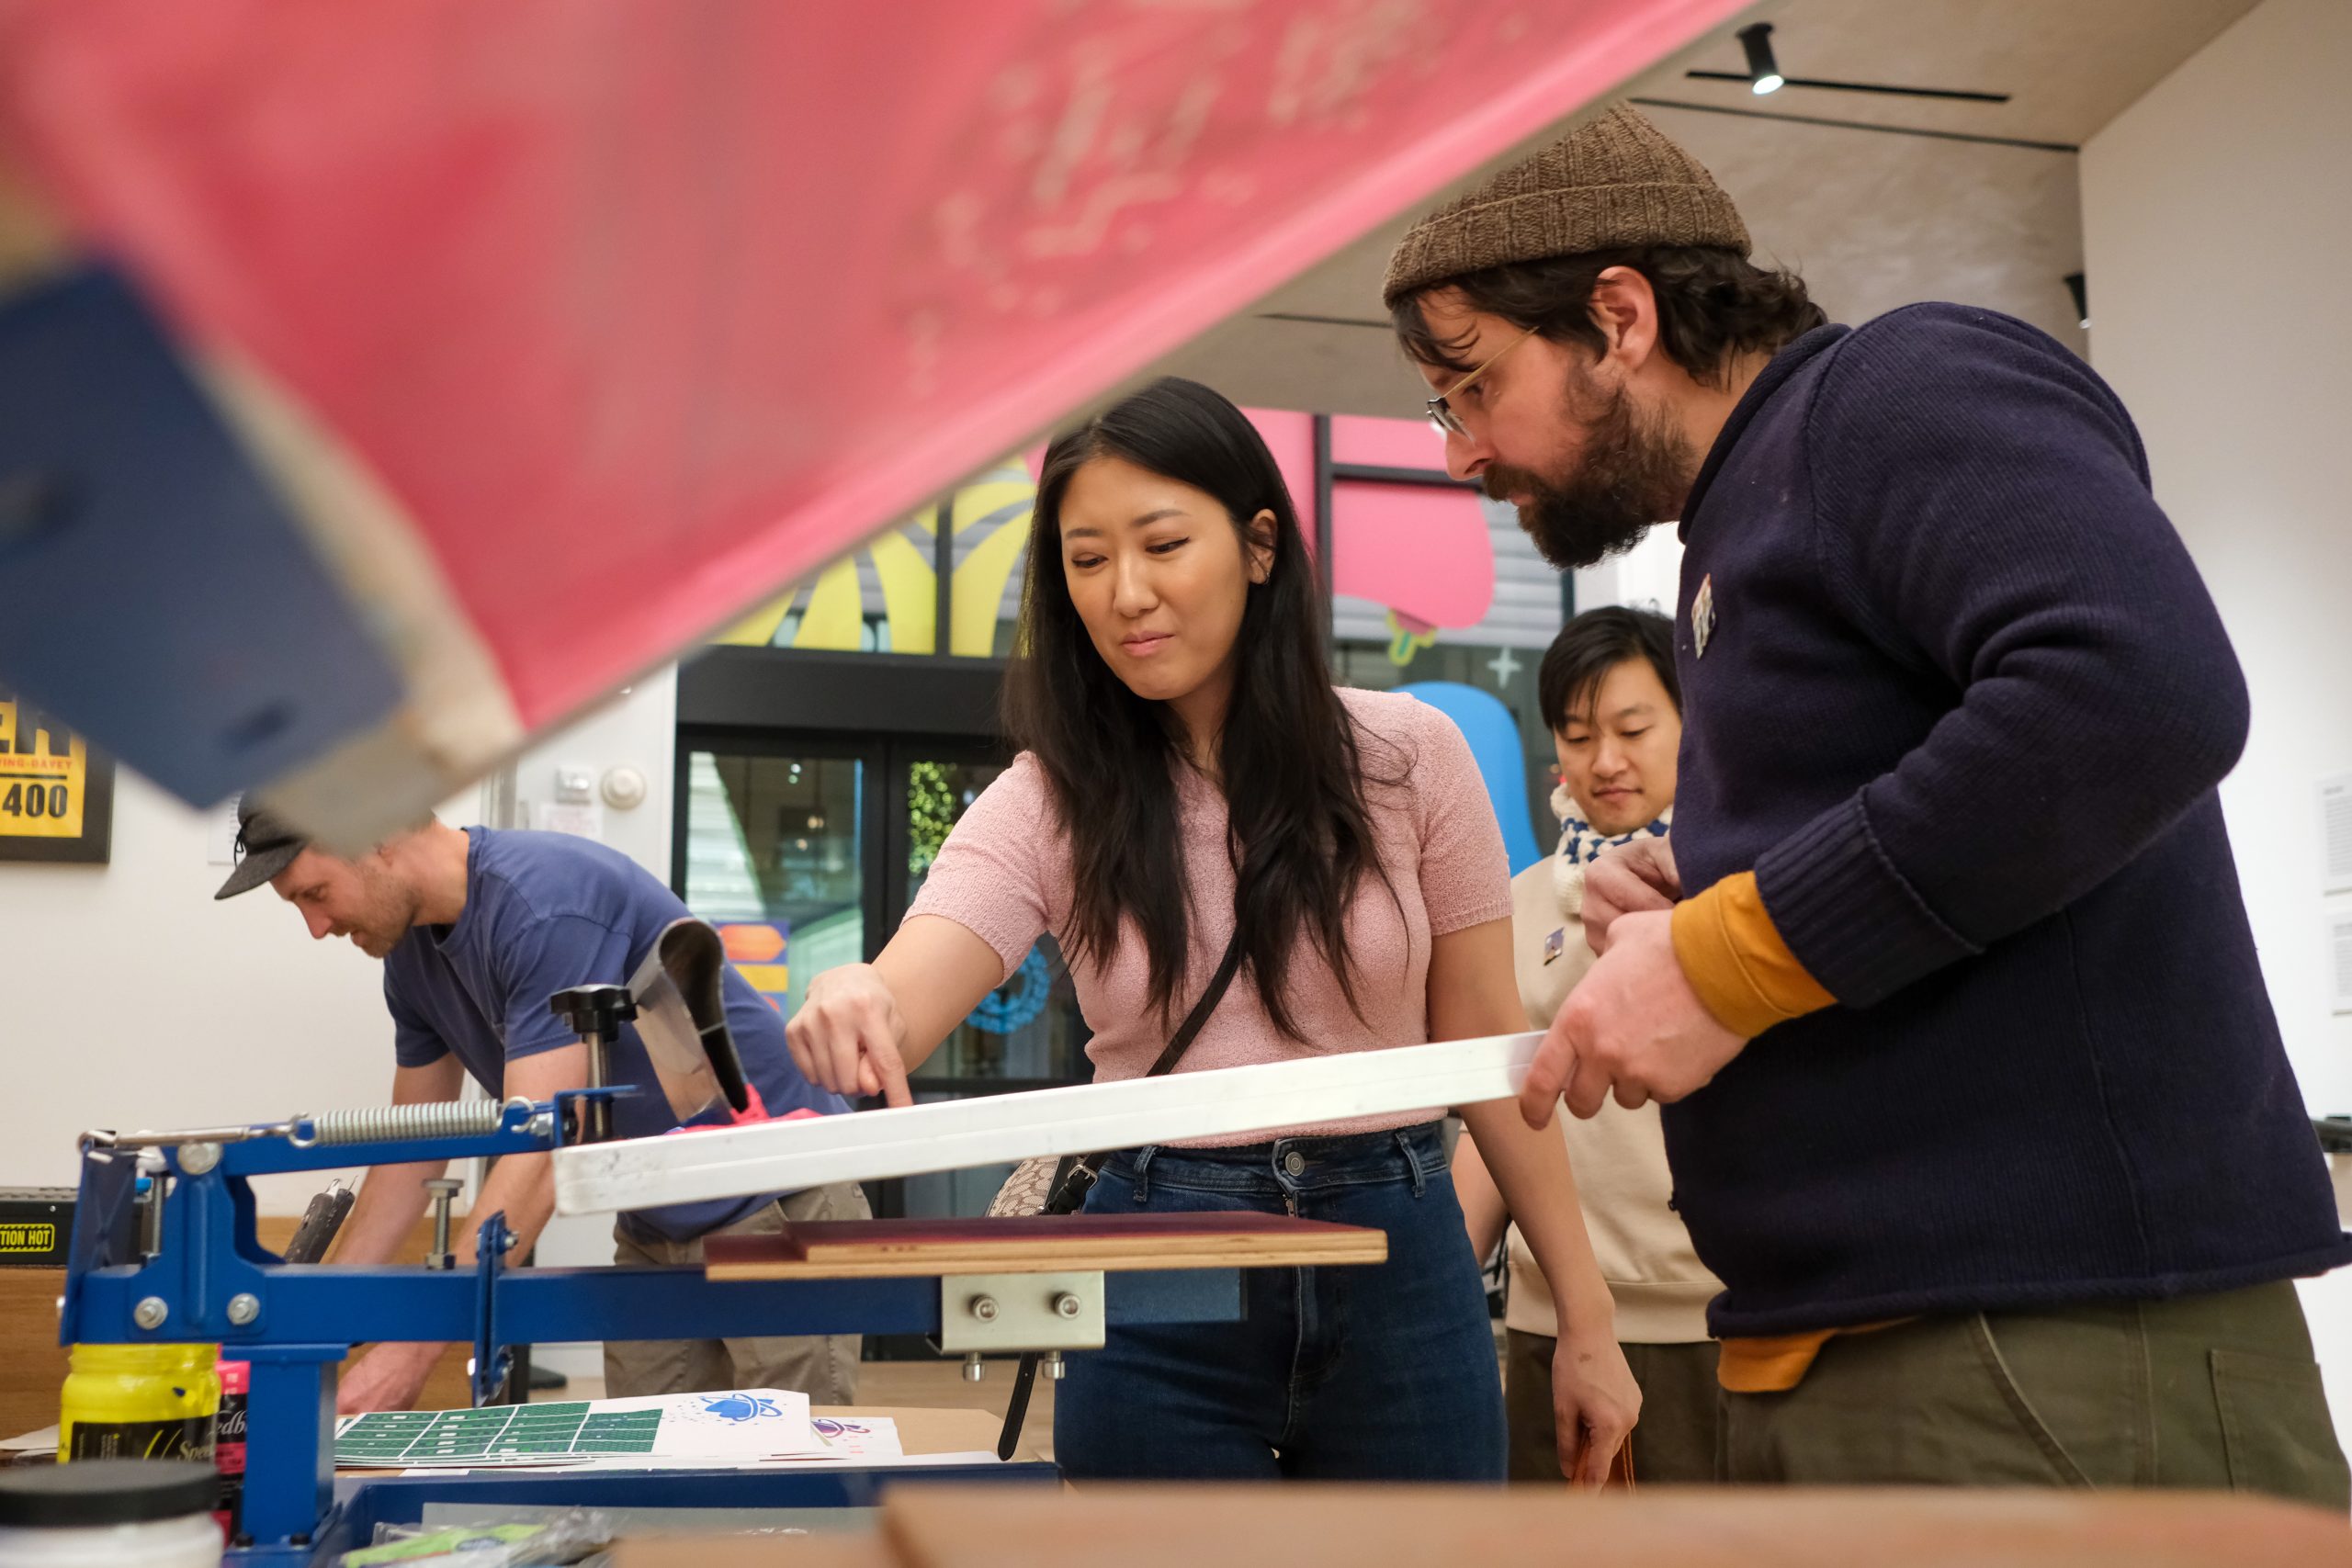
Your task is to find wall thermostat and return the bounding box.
[601,765,649,811]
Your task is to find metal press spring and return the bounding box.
[292,1097,530,1147]
[83,1096,537,1153]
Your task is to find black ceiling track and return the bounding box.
[1684,69,2008,104]
[1632,97,2076,154]
[1257,310,1394,330]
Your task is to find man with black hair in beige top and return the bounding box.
[1454,606,1721,1483]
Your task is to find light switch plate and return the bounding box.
[553,765,595,805]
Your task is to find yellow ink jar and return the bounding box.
[57,1344,219,1463]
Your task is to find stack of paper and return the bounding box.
[505,1414,931,1472]
[334,1389,817,1470]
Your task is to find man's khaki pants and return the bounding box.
[603,1180,869,1404]
[1720,1280,2348,1511]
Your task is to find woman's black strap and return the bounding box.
[1143,925,1250,1078]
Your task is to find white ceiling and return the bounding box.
[1148,0,2261,418]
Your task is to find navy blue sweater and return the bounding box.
[1666,304,2351,1337]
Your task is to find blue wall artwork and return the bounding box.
[1396,680,1545,875]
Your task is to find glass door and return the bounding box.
[676,736,880,1024]
[673,731,1092,1210]
[883,747,1091,1224]
[675,730,1092,1360]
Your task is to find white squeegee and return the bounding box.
[551,1032,1544,1215]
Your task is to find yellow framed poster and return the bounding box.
[0,691,114,864]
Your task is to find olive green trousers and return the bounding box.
[1719,1280,2348,1512]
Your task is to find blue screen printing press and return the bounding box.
[61,919,1538,1562]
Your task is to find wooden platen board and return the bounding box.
[705,1213,1386,1280]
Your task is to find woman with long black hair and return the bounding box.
[786,377,1636,1482]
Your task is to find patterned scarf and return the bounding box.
[1549,784,1671,917]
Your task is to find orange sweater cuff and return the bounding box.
[1719,1321,1917,1393]
[1671,871,1838,1039]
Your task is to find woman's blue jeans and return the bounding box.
[1053,1121,1507,1481]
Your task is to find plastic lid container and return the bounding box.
[0,1462,220,1567]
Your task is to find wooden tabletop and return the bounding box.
[616,1485,2352,1568]
[704,1213,1388,1280]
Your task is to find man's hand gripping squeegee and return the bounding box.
[551,1026,1545,1217]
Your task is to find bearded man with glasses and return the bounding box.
[1382,102,2349,1505]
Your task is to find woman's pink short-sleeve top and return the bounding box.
[904,688,1511,1144]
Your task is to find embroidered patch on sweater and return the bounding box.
[1692,572,1716,658]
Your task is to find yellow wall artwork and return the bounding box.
[714,457,1036,657]
[0,692,115,863]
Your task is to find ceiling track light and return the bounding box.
[1738,22,1783,95]
[2064,273,2089,330]
[1690,24,2009,103]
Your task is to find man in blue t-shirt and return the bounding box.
[218,802,864,1414]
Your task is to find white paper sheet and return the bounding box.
[481,1414,912,1472]
[337,1387,817,1470]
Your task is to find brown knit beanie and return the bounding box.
[1383,103,1749,306]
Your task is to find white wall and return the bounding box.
[0,669,679,1198]
[1575,525,1685,620]
[492,670,679,1377]
[0,667,677,1379]
[503,671,678,885]
[0,774,399,1208]
[2081,0,2352,1464]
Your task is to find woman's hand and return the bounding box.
[786,963,914,1107]
[1552,1326,1642,1486]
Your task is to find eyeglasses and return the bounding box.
[1425,325,1537,438]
